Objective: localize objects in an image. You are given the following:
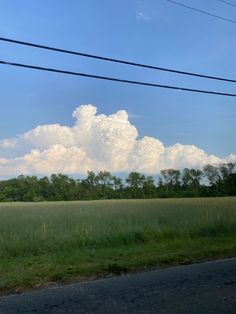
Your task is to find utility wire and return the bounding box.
[0,37,236,84]
[1,60,236,97]
[218,0,236,7]
[165,0,236,24]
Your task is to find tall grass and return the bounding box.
[0,198,236,258]
[0,197,236,292]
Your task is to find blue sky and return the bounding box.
[0,0,235,176]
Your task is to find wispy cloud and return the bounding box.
[136,11,152,22]
[127,112,142,119]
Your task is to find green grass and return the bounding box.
[0,197,236,294]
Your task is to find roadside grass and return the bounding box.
[0,197,236,294]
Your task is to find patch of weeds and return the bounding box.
[66,265,78,275]
[134,231,146,244]
[193,224,223,237]
[159,228,178,240]
[101,263,128,275]
[178,257,193,265]
[49,272,64,281]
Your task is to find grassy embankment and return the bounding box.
[0,197,236,293]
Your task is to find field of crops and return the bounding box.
[0,197,236,293]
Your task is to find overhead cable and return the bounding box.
[218,0,236,7]
[1,60,236,97]
[0,36,236,84]
[165,0,236,24]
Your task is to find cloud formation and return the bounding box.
[136,11,151,22]
[0,105,235,177]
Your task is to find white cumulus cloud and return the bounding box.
[0,104,235,177]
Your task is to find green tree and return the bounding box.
[96,171,114,198]
[81,171,99,199]
[160,169,181,197]
[143,176,156,198]
[182,168,203,196]
[50,174,76,200]
[112,176,124,198]
[203,165,221,185]
[126,172,146,198]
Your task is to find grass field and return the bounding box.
[0,197,236,294]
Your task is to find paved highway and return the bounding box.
[0,258,236,313]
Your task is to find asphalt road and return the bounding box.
[0,258,236,314]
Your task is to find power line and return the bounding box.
[0,37,236,84]
[165,0,236,24]
[1,60,236,97]
[218,0,236,7]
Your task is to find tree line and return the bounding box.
[0,163,235,202]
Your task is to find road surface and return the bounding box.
[0,258,236,313]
